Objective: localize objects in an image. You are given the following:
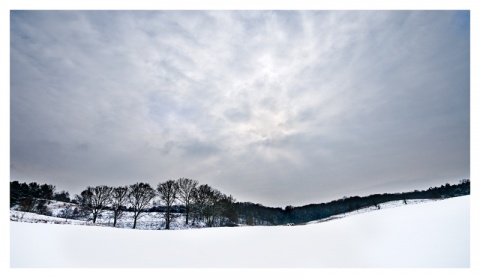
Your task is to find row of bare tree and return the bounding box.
[74,178,237,229]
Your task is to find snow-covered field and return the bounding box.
[10,196,469,268]
[10,206,206,230]
[7,198,438,230]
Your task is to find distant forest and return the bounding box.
[10,178,470,228]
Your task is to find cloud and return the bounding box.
[10,11,469,206]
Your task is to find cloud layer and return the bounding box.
[11,11,469,206]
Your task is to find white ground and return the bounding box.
[10,196,469,268]
[9,205,206,230]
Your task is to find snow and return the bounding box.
[9,209,206,230]
[307,198,436,224]
[10,199,208,230]
[7,198,437,230]
[10,196,469,268]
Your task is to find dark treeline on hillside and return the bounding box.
[238,179,470,225]
[10,178,470,228]
[10,181,70,216]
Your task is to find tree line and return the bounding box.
[10,178,470,228]
[10,178,237,229]
[233,179,470,225]
[10,181,69,215]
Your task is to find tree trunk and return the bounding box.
[113,210,119,227]
[133,216,137,229]
[166,210,170,229]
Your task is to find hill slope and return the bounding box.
[10,196,469,267]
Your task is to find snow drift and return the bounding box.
[10,196,469,268]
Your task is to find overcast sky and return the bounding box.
[10,10,469,207]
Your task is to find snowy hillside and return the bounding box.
[9,204,207,230]
[7,198,441,230]
[10,195,469,267]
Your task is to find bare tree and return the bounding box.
[177,177,198,225]
[75,185,112,224]
[111,186,129,227]
[217,194,238,226]
[192,184,224,226]
[205,188,223,227]
[192,184,210,223]
[128,182,156,229]
[58,204,73,222]
[157,180,179,229]
[18,197,37,213]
